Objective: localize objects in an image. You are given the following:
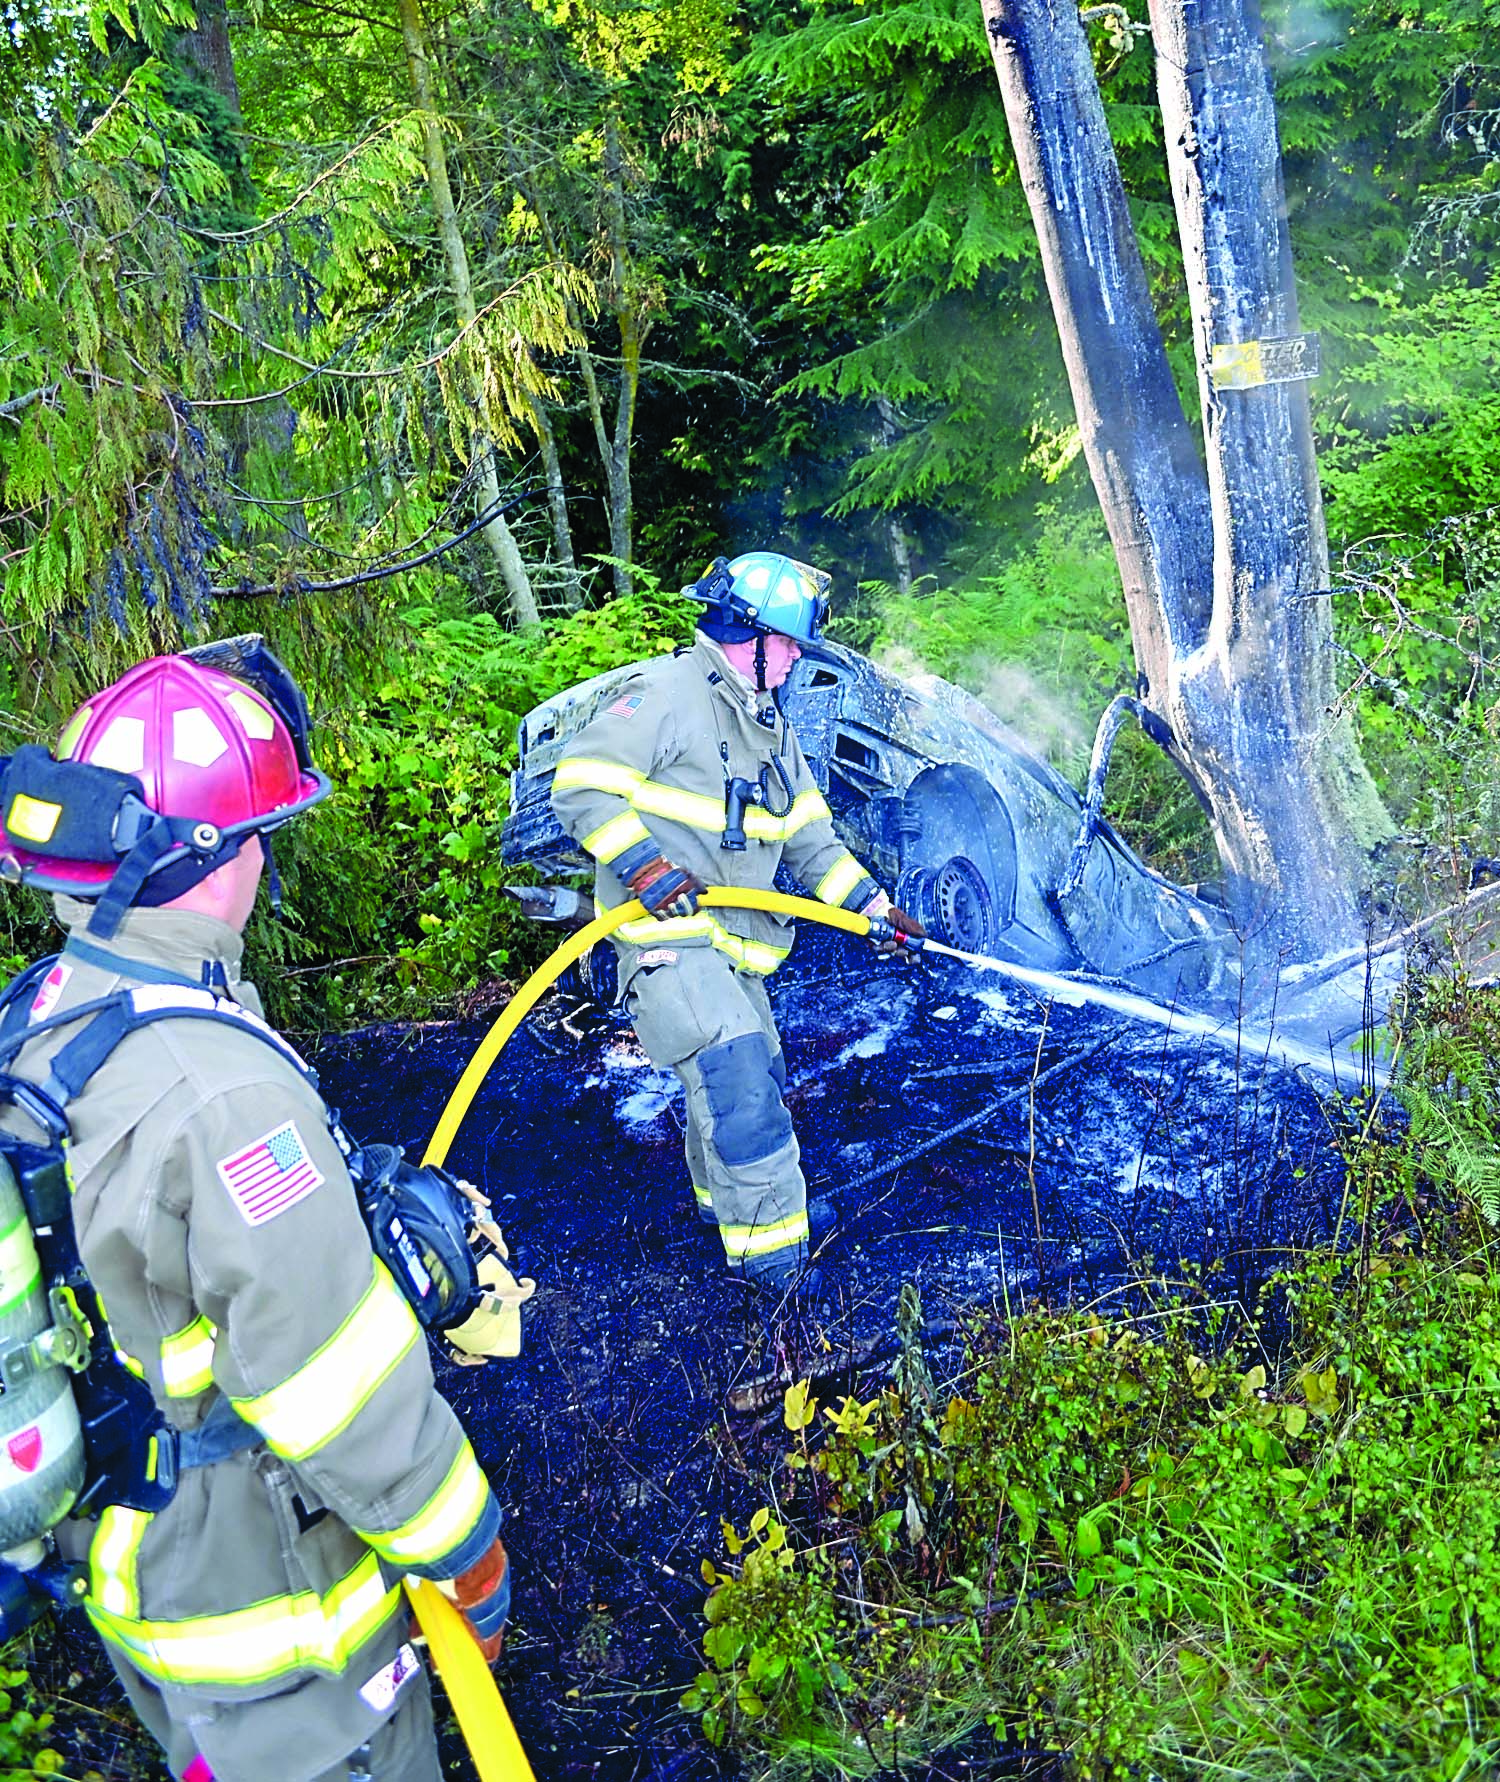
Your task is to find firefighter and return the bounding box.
[0,643,508,1782]
[551,551,924,1295]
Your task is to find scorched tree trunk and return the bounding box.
[980,0,1393,987]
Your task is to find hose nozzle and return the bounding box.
[866,917,926,951]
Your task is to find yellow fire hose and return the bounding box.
[408,888,875,1780]
[420,888,871,1172]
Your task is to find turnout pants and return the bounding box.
[624,945,809,1284]
[107,1640,442,1782]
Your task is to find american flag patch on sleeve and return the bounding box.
[216,1121,325,1226]
[607,694,644,719]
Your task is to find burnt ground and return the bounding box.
[22,931,1351,1781]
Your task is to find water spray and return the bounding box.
[869,922,1387,1090]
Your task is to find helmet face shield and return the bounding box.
[181,635,315,775]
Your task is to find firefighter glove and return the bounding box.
[438,1535,510,1664]
[628,855,705,921]
[862,893,928,954]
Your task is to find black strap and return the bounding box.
[171,1396,262,1473]
[0,992,138,1073]
[41,998,320,1110]
[86,825,189,941]
[0,956,60,1052]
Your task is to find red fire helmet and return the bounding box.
[0,640,329,903]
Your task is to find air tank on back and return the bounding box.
[0,1156,84,1550]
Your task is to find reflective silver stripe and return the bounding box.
[126,986,312,1070]
[816,854,868,907]
[230,1262,419,1461]
[582,810,653,864]
[554,757,646,798]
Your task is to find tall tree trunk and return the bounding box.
[981,0,1392,983]
[1148,0,1393,952]
[398,0,540,630]
[175,0,242,116]
[602,107,639,598]
[528,396,583,609]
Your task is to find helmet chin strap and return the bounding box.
[263,832,284,919]
[753,631,767,693]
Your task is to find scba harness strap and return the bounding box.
[0,968,320,1513]
[0,958,506,1517]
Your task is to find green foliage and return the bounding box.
[1389,975,1500,1225]
[687,984,1500,1776]
[0,1664,63,1779]
[251,576,694,1032]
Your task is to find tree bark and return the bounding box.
[981,0,1392,981]
[398,0,541,630]
[175,0,242,117]
[1147,0,1393,956]
[528,396,583,608]
[602,107,640,598]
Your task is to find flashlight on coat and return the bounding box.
[722,777,765,851]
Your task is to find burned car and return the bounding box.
[500,642,1230,1002]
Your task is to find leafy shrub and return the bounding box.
[686,984,1500,1777]
[0,1665,63,1779]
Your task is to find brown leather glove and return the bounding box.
[627,855,706,921]
[862,893,928,955]
[879,903,928,954]
[441,1535,510,1664]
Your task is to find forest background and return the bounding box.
[1,0,1497,1034]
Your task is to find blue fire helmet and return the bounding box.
[686,552,832,647]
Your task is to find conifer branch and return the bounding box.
[208,487,544,598]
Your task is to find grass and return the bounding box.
[685,979,1500,1780]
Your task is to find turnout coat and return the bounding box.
[0,899,500,1778]
[551,632,881,978]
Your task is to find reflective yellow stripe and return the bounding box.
[615,910,716,945]
[615,911,791,975]
[357,1444,492,1568]
[554,757,646,798]
[160,1315,216,1398]
[773,788,831,841]
[0,1211,41,1317]
[632,781,727,832]
[583,810,652,864]
[719,1210,810,1260]
[92,1506,152,1619]
[628,779,823,845]
[694,1185,714,1209]
[89,1550,398,1689]
[231,1262,419,1462]
[114,1346,147,1381]
[816,854,868,907]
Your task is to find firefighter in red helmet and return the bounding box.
[0,639,508,1782]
